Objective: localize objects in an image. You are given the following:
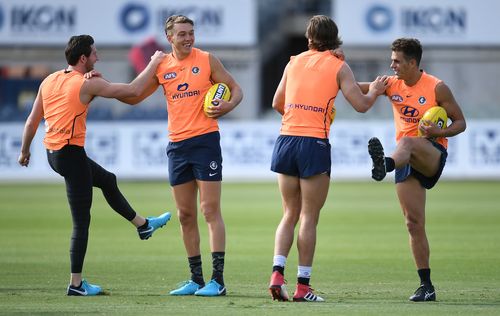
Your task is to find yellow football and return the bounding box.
[418,106,447,137]
[203,83,231,113]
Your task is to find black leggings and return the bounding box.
[47,145,137,273]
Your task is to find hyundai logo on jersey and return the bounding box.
[177,83,189,91]
[400,106,419,117]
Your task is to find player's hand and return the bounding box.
[369,75,389,95]
[84,70,102,79]
[150,50,166,64]
[419,120,441,138]
[18,151,31,167]
[330,48,345,61]
[204,99,231,119]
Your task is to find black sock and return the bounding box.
[385,157,395,172]
[273,265,285,275]
[188,255,204,286]
[418,268,432,286]
[298,277,310,286]
[138,219,149,230]
[211,252,225,286]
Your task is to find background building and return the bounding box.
[1,0,499,180]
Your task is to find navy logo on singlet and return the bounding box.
[391,94,403,102]
[400,106,419,117]
[177,83,189,91]
[164,72,176,80]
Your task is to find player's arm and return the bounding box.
[338,63,388,112]
[205,53,243,118]
[429,82,466,138]
[117,76,159,105]
[18,87,44,167]
[81,50,165,104]
[272,63,288,115]
[356,82,371,94]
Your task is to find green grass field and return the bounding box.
[1,180,499,315]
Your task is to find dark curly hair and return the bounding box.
[65,35,94,66]
[391,38,423,66]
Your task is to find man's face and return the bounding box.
[84,45,98,72]
[390,51,413,80]
[168,23,194,56]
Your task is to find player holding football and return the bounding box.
[361,38,466,301]
[268,15,388,302]
[18,35,170,296]
[118,15,243,296]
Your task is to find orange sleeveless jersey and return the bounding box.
[281,50,343,139]
[386,72,447,148]
[41,70,88,150]
[156,48,217,142]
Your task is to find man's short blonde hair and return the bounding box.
[165,15,194,36]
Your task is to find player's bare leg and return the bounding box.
[391,137,442,177]
[192,180,226,296]
[396,177,436,302]
[270,174,301,301]
[172,181,200,257]
[292,174,329,302]
[197,180,225,253]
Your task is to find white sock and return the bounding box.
[297,265,312,278]
[273,255,287,267]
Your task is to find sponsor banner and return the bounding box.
[1,120,500,181]
[333,0,500,45]
[0,0,256,46]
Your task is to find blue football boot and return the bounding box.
[169,280,203,296]
[194,279,226,296]
[67,279,102,296]
[138,212,171,240]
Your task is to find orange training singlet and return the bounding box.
[386,71,447,148]
[156,48,217,142]
[42,70,89,150]
[281,50,343,139]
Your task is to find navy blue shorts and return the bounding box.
[166,131,222,186]
[395,140,448,189]
[271,135,331,178]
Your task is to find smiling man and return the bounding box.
[118,15,243,297]
[360,38,466,302]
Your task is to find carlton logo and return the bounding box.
[400,106,419,117]
[391,94,403,102]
